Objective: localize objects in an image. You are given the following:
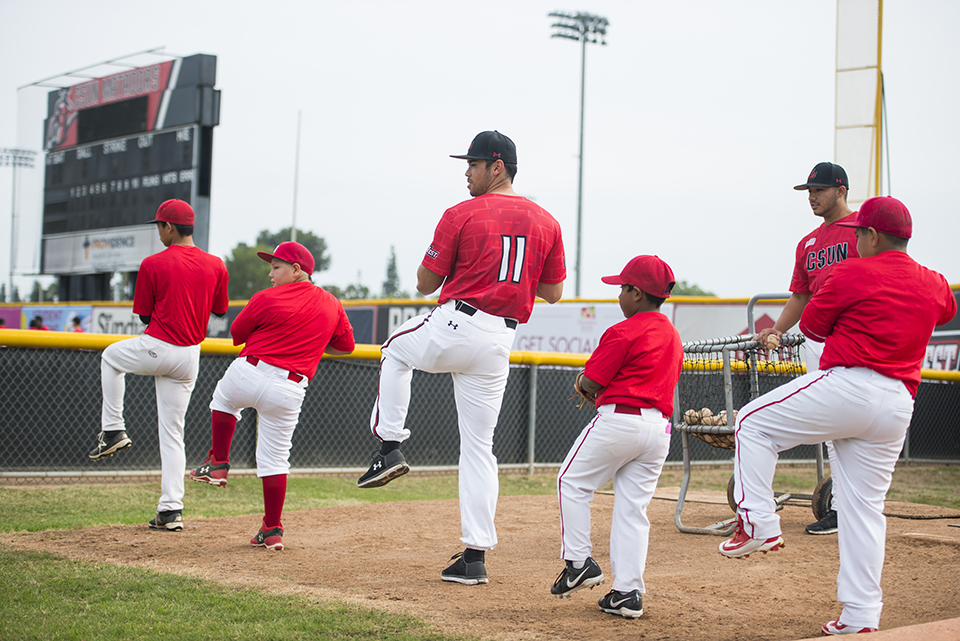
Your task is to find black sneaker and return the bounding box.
[88,430,132,460]
[598,589,643,619]
[805,509,838,535]
[441,551,488,585]
[357,449,409,488]
[148,510,183,532]
[551,557,605,597]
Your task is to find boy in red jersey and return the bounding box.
[720,197,956,636]
[358,130,566,585]
[190,242,354,550]
[551,255,683,619]
[757,162,861,536]
[88,199,230,533]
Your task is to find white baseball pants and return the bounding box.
[101,334,201,512]
[557,405,671,594]
[209,357,308,477]
[371,300,516,550]
[803,337,838,508]
[731,366,913,629]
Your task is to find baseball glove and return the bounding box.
[569,369,597,409]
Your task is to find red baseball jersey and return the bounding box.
[422,193,565,324]
[585,311,684,417]
[134,245,229,346]
[790,212,860,295]
[799,251,956,397]
[231,281,355,380]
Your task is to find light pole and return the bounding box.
[548,11,608,298]
[0,148,37,302]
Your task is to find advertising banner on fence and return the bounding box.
[21,305,93,332]
[8,287,958,369]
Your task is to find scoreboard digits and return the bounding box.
[43,126,197,235]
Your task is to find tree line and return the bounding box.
[0,227,713,303]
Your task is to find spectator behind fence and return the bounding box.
[29,316,50,331]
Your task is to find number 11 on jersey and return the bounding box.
[499,235,527,284]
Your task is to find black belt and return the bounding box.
[246,356,304,383]
[454,301,518,329]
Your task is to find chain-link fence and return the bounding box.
[1,336,958,482]
[674,334,811,461]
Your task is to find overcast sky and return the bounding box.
[1,0,957,300]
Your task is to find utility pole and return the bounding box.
[548,11,609,298]
[291,110,302,243]
[1,148,37,301]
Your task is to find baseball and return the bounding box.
[700,408,713,420]
[684,409,700,425]
[765,334,780,350]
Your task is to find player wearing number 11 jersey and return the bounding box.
[358,130,566,585]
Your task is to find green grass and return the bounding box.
[0,548,470,641]
[0,474,557,534]
[1,465,956,534]
[0,465,955,640]
[657,463,960,510]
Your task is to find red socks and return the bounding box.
[262,474,287,530]
[210,410,236,463]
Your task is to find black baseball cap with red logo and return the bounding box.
[794,162,849,190]
[450,130,518,165]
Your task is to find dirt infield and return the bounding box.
[6,489,960,641]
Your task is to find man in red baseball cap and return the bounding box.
[721,196,955,635]
[757,162,861,537]
[551,255,683,620]
[89,198,230,534]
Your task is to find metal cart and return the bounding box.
[672,329,831,535]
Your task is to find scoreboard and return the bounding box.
[40,54,218,282]
[44,126,198,235]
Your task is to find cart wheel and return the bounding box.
[726,474,737,513]
[811,475,833,520]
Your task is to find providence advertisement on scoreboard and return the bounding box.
[40,54,220,288]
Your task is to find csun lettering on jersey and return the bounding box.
[806,242,849,272]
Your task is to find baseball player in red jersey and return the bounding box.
[357,130,566,584]
[88,199,229,532]
[720,197,956,636]
[552,256,683,619]
[757,162,860,536]
[189,242,355,550]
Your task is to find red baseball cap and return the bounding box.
[601,255,676,298]
[835,196,912,239]
[257,241,315,274]
[149,199,195,225]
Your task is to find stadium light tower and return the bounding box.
[0,148,36,302]
[548,11,608,298]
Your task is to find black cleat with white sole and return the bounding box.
[148,510,183,532]
[88,431,132,460]
[551,556,605,597]
[598,589,643,619]
[357,449,409,488]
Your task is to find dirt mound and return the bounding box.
[6,490,960,641]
